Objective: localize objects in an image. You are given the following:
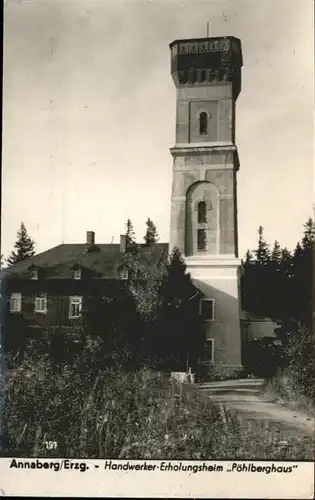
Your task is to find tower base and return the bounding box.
[185,256,243,375]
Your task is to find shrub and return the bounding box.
[279,324,315,405]
[2,353,241,459]
[2,326,313,461]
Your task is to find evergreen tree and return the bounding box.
[293,242,303,260]
[125,219,137,253]
[280,247,293,277]
[291,218,314,327]
[155,248,204,371]
[254,226,271,265]
[244,249,254,266]
[144,218,159,246]
[7,223,35,266]
[301,218,315,249]
[271,240,282,264]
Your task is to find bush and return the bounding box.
[278,324,315,405]
[2,326,313,461]
[2,351,242,459]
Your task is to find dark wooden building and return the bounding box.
[1,231,168,353]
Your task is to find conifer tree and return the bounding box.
[280,247,293,277]
[125,219,136,247]
[254,225,271,266]
[156,247,204,371]
[293,242,303,259]
[291,218,315,327]
[271,240,282,264]
[7,223,35,266]
[301,218,315,249]
[244,249,254,266]
[144,218,159,246]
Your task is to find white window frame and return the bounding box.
[10,293,22,313]
[74,269,82,280]
[199,298,215,321]
[34,294,47,314]
[69,296,82,319]
[205,338,215,363]
[120,269,128,280]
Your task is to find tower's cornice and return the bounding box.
[170,143,240,171]
[169,36,242,50]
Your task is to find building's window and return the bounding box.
[197,229,207,251]
[69,296,82,319]
[120,269,129,280]
[179,43,189,54]
[10,293,22,313]
[199,41,209,53]
[205,339,215,362]
[200,299,215,320]
[181,71,188,84]
[30,269,38,280]
[218,39,230,51]
[34,293,47,314]
[74,269,82,280]
[188,68,197,84]
[209,40,219,52]
[198,201,207,223]
[200,70,207,82]
[199,112,208,135]
[188,42,198,53]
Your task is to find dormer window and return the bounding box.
[30,269,38,280]
[74,269,82,280]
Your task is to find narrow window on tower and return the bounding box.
[200,70,207,82]
[199,112,208,135]
[198,201,207,223]
[197,229,206,251]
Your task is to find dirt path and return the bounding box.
[197,380,314,437]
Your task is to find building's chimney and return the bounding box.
[86,231,95,245]
[120,234,127,253]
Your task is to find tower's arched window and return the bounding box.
[199,112,208,135]
[197,229,207,251]
[198,201,207,223]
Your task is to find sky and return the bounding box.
[2,0,314,260]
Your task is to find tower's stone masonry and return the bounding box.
[169,36,243,372]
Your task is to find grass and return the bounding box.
[263,373,315,417]
[231,415,314,461]
[2,361,314,461]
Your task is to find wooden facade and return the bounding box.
[1,273,128,353]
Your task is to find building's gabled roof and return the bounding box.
[1,242,170,279]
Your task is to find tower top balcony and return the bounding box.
[170,36,243,97]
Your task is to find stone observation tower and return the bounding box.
[169,36,243,372]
